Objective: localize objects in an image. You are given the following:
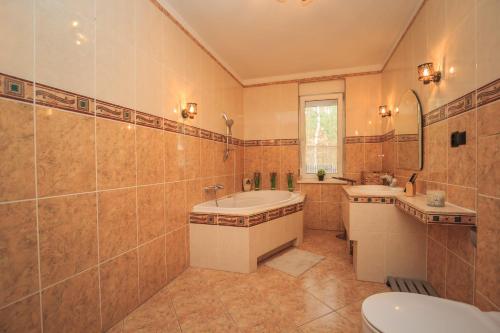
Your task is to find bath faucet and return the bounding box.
[204,184,224,207]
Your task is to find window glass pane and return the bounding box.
[304,99,338,174]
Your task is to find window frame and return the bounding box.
[299,93,344,179]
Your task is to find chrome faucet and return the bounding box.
[380,174,397,187]
[204,184,224,207]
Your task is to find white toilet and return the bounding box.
[362,292,500,333]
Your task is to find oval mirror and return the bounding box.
[395,90,423,170]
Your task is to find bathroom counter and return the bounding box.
[395,194,476,226]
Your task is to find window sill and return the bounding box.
[297,178,348,185]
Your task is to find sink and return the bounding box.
[345,185,404,196]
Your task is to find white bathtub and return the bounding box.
[190,190,305,273]
[192,190,304,215]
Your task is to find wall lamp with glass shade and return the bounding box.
[181,102,197,119]
[417,62,441,84]
[379,105,391,117]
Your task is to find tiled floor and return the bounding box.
[108,229,390,332]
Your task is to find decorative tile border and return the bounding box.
[189,201,304,228]
[349,196,395,204]
[0,72,246,146]
[395,199,476,226]
[396,134,418,142]
[423,78,500,126]
[345,130,395,144]
[243,138,299,147]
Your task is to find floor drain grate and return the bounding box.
[386,276,439,297]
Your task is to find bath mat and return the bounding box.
[264,248,325,277]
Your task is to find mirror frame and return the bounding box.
[395,89,423,171]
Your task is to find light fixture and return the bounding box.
[417,62,441,84]
[181,102,197,119]
[379,105,391,117]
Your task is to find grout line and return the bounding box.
[32,0,44,329]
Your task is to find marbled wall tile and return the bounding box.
[397,141,419,171]
[344,143,364,173]
[320,203,341,231]
[475,291,499,312]
[300,184,321,202]
[0,201,38,307]
[321,185,342,202]
[280,145,299,190]
[137,126,164,185]
[100,250,139,331]
[42,268,100,333]
[137,184,165,244]
[477,134,499,197]
[304,201,321,230]
[447,111,476,187]
[214,142,226,177]
[199,139,215,177]
[243,146,262,179]
[36,106,95,197]
[0,294,41,333]
[165,181,187,232]
[185,179,202,213]
[184,135,200,180]
[262,146,281,190]
[381,139,395,174]
[364,143,382,172]
[166,227,187,282]
[139,236,167,302]
[0,99,35,202]
[447,226,474,264]
[427,238,446,296]
[427,121,447,183]
[98,188,137,262]
[445,252,474,304]
[96,118,136,190]
[477,100,500,137]
[165,131,185,182]
[446,185,476,210]
[38,193,98,287]
[476,195,500,307]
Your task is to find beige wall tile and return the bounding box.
[447,111,476,187]
[243,146,262,179]
[36,107,95,197]
[280,145,299,190]
[137,184,165,244]
[300,184,321,202]
[426,121,447,183]
[100,251,139,331]
[344,144,364,173]
[199,139,215,177]
[304,201,321,230]
[38,193,98,287]
[477,134,499,197]
[42,268,100,333]
[262,146,280,190]
[0,99,35,202]
[320,203,341,231]
[98,188,137,262]
[165,132,185,182]
[166,227,187,282]
[184,135,200,180]
[427,238,446,297]
[447,226,474,265]
[0,294,41,333]
[447,185,476,210]
[364,143,382,172]
[137,126,164,185]
[0,201,38,307]
[139,237,167,302]
[96,118,136,190]
[445,252,474,304]
[321,184,342,202]
[477,100,500,137]
[165,181,187,232]
[185,179,202,212]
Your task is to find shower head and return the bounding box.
[222,113,234,135]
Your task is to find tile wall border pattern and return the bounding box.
[189,201,304,228]
[243,138,299,147]
[395,198,476,226]
[349,196,395,204]
[423,78,499,127]
[0,72,245,145]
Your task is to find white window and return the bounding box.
[299,93,343,178]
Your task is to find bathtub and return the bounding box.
[189,190,305,273]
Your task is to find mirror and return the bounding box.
[394,90,423,170]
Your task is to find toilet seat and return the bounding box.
[362,292,500,333]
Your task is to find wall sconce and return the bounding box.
[379,105,391,117]
[417,62,441,84]
[181,103,197,119]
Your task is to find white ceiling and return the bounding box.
[160,0,423,85]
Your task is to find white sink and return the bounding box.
[345,185,404,196]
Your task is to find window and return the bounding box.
[299,93,343,178]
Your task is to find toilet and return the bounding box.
[362,292,500,333]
